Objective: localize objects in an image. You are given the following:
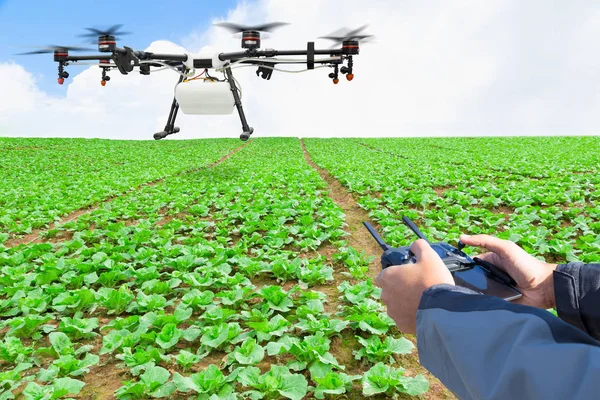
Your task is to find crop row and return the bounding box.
[0,138,241,238]
[303,137,600,263]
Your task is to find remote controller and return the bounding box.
[363,216,522,301]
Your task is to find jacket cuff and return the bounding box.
[554,263,586,332]
[419,283,482,310]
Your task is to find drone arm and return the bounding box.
[65,51,187,63]
[218,47,343,61]
[136,51,188,62]
[65,54,113,61]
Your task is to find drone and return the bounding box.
[17,23,374,141]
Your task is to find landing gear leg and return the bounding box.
[224,66,254,141]
[154,74,184,140]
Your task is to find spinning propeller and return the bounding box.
[78,24,132,52]
[214,21,289,33]
[78,24,132,42]
[317,25,374,83]
[15,45,95,84]
[319,24,375,48]
[215,21,289,49]
[15,45,92,56]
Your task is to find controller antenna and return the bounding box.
[401,216,432,244]
[362,222,389,251]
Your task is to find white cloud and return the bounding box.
[2,0,600,139]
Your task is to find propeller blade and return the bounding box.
[82,27,104,36]
[319,24,375,47]
[214,22,244,33]
[48,45,94,51]
[251,22,289,32]
[15,50,51,55]
[318,36,345,41]
[14,45,93,55]
[345,24,369,38]
[215,21,289,33]
[107,24,123,34]
[346,34,374,41]
[79,24,131,37]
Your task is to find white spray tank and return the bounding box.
[175,78,235,115]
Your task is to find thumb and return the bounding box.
[410,239,443,264]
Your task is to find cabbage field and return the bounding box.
[0,136,598,399]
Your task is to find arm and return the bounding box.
[554,262,600,340]
[417,284,600,400]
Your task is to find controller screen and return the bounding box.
[453,266,521,301]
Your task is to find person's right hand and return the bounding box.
[459,234,559,309]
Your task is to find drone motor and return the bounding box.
[341,40,359,55]
[241,30,261,50]
[98,35,117,53]
[52,48,68,62]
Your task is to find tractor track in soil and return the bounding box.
[4,141,250,249]
[300,138,455,400]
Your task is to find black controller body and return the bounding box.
[381,241,475,272]
[364,218,522,301]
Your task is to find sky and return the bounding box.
[1,0,600,140]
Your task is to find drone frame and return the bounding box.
[50,32,364,141]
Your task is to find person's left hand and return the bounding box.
[376,239,455,334]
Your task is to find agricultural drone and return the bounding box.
[17,23,374,141]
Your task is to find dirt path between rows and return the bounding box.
[355,141,409,159]
[299,138,455,400]
[4,141,250,249]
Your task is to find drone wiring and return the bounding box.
[205,69,227,82]
[231,75,243,99]
[186,69,207,81]
[138,60,191,77]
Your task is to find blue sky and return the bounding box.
[2,1,600,139]
[0,0,237,94]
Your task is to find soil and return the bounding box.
[76,361,129,399]
[355,141,409,160]
[433,186,456,197]
[300,139,456,399]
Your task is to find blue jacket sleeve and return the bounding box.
[416,283,600,400]
[554,262,600,339]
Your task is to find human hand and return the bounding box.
[459,234,558,309]
[376,239,455,334]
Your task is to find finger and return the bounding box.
[460,234,512,255]
[410,239,441,263]
[473,252,507,271]
[473,252,495,262]
[375,269,386,288]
